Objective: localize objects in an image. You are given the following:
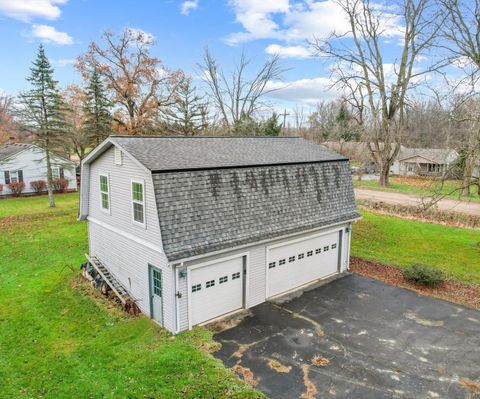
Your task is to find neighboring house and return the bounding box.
[79,136,360,334]
[391,148,459,177]
[0,143,77,196]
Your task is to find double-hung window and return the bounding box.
[99,174,110,212]
[52,167,60,179]
[132,180,145,225]
[9,170,19,183]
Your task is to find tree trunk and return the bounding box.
[45,149,55,207]
[379,163,390,187]
[461,156,474,196]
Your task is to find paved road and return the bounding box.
[355,187,480,217]
[213,275,480,399]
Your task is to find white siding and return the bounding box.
[0,146,76,195]
[89,221,174,332]
[88,146,162,244]
[180,222,351,332]
[87,145,174,331]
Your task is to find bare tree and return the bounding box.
[76,29,184,135]
[440,0,480,196]
[198,48,284,132]
[312,0,446,186]
[0,95,20,144]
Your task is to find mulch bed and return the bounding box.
[350,257,480,311]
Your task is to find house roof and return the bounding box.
[398,148,458,164]
[110,136,346,171]
[153,160,359,261]
[0,143,33,161]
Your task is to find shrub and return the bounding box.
[51,178,69,193]
[30,180,47,193]
[8,181,25,196]
[403,264,445,288]
[0,183,3,192]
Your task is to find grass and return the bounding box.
[352,210,480,285]
[353,177,480,202]
[0,193,262,399]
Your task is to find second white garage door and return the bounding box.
[267,231,341,298]
[189,256,244,326]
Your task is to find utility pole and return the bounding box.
[282,109,289,136]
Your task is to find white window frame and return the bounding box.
[131,179,146,227]
[51,166,61,179]
[9,170,19,183]
[99,173,111,214]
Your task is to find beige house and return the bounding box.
[391,148,459,177]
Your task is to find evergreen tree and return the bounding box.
[18,44,68,207]
[262,113,282,136]
[83,68,112,145]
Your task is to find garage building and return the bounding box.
[79,136,360,333]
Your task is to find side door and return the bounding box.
[149,265,163,326]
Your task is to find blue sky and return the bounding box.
[0,0,454,112]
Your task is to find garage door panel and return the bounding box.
[190,257,243,326]
[267,231,340,298]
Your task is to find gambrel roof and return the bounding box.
[109,136,346,171]
[82,136,359,262]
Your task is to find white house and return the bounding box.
[79,136,360,334]
[391,148,459,177]
[0,143,77,196]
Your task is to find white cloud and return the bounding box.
[30,24,73,45]
[265,44,313,58]
[265,76,340,104]
[181,0,199,15]
[0,0,67,22]
[126,27,155,45]
[226,0,405,53]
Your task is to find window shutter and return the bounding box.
[4,171,10,184]
[60,168,64,179]
[18,170,23,183]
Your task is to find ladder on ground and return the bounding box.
[85,255,131,305]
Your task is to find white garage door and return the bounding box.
[267,231,340,298]
[190,256,244,326]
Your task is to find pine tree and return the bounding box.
[18,44,68,207]
[262,113,282,136]
[83,68,112,145]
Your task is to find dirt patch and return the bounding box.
[460,378,480,393]
[207,311,251,333]
[300,364,317,399]
[200,341,222,353]
[267,359,291,373]
[311,355,330,367]
[350,257,480,311]
[232,364,257,387]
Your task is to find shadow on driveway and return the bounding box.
[213,274,480,399]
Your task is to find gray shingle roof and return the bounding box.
[398,148,458,164]
[111,136,346,171]
[0,143,33,161]
[153,161,359,261]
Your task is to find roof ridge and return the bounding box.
[110,135,304,139]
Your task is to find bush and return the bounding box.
[0,184,3,193]
[8,181,25,196]
[30,180,47,193]
[403,264,445,287]
[51,178,69,193]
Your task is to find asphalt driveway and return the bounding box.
[213,274,480,399]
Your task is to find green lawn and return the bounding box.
[352,210,480,285]
[0,193,262,399]
[353,177,480,202]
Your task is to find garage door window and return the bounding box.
[192,284,201,292]
[332,243,337,249]
[279,259,286,265]
[268,262,276,269]
[219,276,228,284]
[206,280,215,288]
[307,251,313,257]
[298,253,304,260]
[324,246,329,251]
[232,272,241,280]
[315,248,321,254]
[289,256,295,263]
